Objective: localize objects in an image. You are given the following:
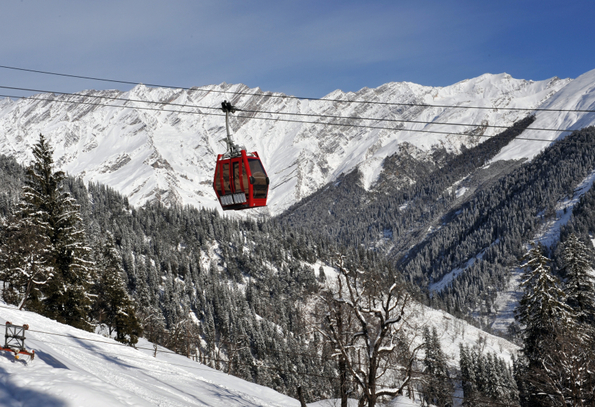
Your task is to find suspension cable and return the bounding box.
[1,64,594,113]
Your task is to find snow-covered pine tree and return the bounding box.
[459,344,480,407]
[515,244,573,361]
[420,326,453,407]
[460,344,519,406]
[0,208,52,309]
[515,244,577,406]
[93,231,142,345]
[19,134,94,330]
[560,233,595,324]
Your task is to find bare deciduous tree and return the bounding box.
[317,257,420,407]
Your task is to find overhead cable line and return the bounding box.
[0,84,219,111]
[0,91,567,144]
[0,83,575,134]
[0,89,579,145]
[2,63,595,114]
[0,64,153,88]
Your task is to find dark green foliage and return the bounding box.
[280,116,536,254]
[515,238,595,406]
[515,245,572,361]
[0,209,52,308]
[421,327,453,407]
[513,326,595,407]
[559,233,595,324]
[279,117,544,313]
[460,344,519,406]
[0,154,25,217]
[4,120,595,401]
[279,123,595,326]
[92,231,142,345]
[5,135,94,330]
[419,126,595,317]
[0,150,341,399]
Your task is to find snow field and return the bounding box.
[0,303,301,407]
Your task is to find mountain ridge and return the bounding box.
[0,71,578,216]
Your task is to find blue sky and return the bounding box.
[1,0,594,98]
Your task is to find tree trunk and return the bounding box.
[340,355,348,407]
[297,386,307,407]
[18,277,34,310]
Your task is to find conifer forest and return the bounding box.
[2,124,595,406]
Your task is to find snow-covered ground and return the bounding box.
[0,295,518,406]
[0,303,301,407]
[491,68,595,163]
[0,302,440,407]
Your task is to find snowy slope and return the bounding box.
[0,303,302,407]
[492,68,595,162]
[0,73,570,216]
[0,298,517,406]
[319,261,518,362]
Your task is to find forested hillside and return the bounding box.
[0,150,403,402]
[0,137,520,406]
[3,123,595,405]
[280,121,595,329]
[411,126,595,318]
[279,115,536,252]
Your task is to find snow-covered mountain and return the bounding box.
[0,71,587,216]
[492,68,595,162]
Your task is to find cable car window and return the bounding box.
[214,164,223,196]
[248,158,268,199]
[222,162,230,194]
[233,161,242,192]
[242,162,249,193]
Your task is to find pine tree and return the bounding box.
[0,211,52,309]
[18,134,94,330]
[515,244,576,406]
[515,244,573,361]
[460,345,519,407]
[459,344,480,406]
[421,326,453,407]
[560,233,595,324]
[93,231,142,345]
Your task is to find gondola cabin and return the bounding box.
[213,150,269,210]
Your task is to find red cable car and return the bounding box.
[213,101,269,210]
